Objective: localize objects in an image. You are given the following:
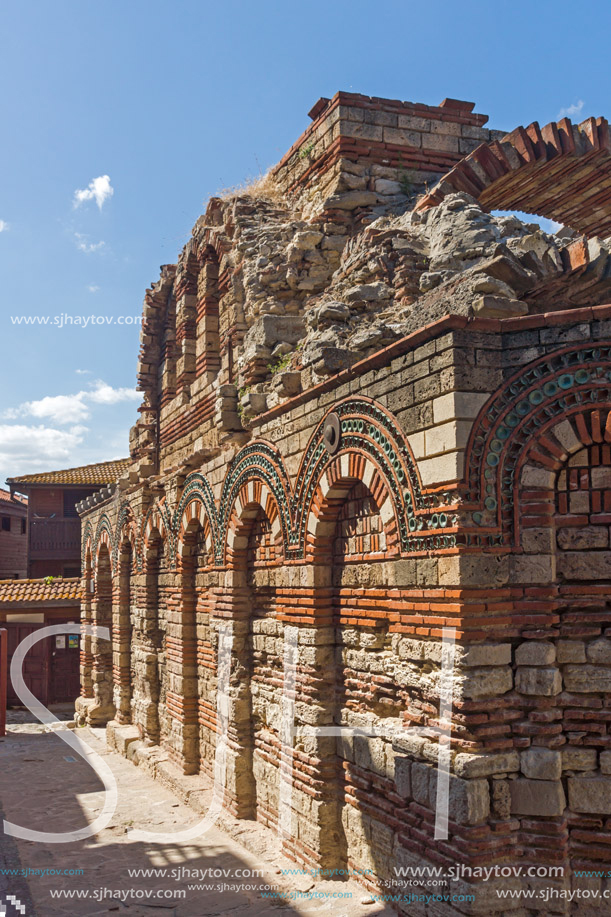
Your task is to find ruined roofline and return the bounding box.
[271,90,502,199]
[251,301,611,431]
[128,92,611,474]
[417,115,611,238]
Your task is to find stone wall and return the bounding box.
[77,306,611,909]
[272,91,503,220]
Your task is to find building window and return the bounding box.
[1,516,10,532]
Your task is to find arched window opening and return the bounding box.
[196,245,221,380]
[158,289,177,408]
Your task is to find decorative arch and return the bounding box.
[81,519,94,572]
[224,480,284,570]
[294,398,454,557]
[80,397,461,573]
[88,538,115,724]
[416,116,611,238]
[174,242,199,394]
[176,500,214,565]
[158,282,177,408]
[175,473,219,561]
[304,451,400,562]
[195,242,222,378]
[133,513,168,746]
[93,515,115,578]
[218,441,293,565]
[220,486,281,819]
[142,500,174,561]
[465,342,611,546]
[114,500,138,566]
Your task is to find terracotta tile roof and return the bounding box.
[0,577,82,604]
[7,459,130,487]
[0,488,27,506]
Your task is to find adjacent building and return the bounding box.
[1,460,129,707]
[0,578,82,705]
[0,488,27,579]
[8,460,130,578]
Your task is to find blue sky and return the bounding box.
[0,0,608,485]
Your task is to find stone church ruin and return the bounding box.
[75,91,611,912]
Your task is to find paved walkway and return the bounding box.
[0,710,393,917]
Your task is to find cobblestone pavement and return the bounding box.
[0,711,393,917]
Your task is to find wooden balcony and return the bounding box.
[29,518,81,559]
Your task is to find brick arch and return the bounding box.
[295,399,452,557]
[194,242,221,378]
[218,442,293,566]
[304,451,399,563]
[134,519,167,746]
[300,442,403,873]
[464,341,611,545]
[176,500,214,564]
[93,517,115,578]
[174,472,219,561]
[171,506,214,776]
[195,206,232,269]
[81,520,93,572]
[157,282,178,409]
[417,116,611,238]
[174,241,199,394]
[517,407,611,534]
[142,501,173,563]
[224,481,283,571]
[221,491,282,821]
[195,213,233,378]
[114,501,138,567]
[88,538,115,724]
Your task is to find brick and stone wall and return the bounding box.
[76,91,611,913]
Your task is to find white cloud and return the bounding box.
[75,369,92,375]
[88,284,100,293]
[0,220,8,232]
[0,424,86,466]
[557,100,584,120]
[73,174,114,210]
[87,380,141,406]
[0,424,93,485]
[74,232,105,254]
[14,394,90,425]
[3,380,140,426]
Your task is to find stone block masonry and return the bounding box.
[272,92,503,220]
[75,91,611,915]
